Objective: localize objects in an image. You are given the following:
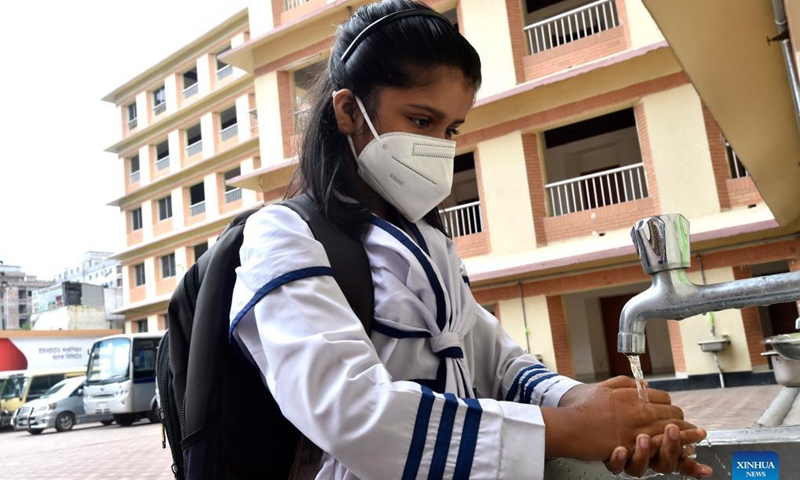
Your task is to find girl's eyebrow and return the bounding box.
[408,104,465,124]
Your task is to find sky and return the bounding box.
[0,0,245,280]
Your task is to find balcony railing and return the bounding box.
[524,0,620,55]
[183,83,198,99]
[153,102,166,115]
[129,171,140,184]
[186,141,203,157]
[726,141,749,179]
[284,0,309,10]
[439,201,483,238]
[155,156,170,171]
[220,124,239,142]
[216,64,233,81]
[545,163,648,217]
[190,201,206,216]
[128,118,138,130]
[224,188,242,204]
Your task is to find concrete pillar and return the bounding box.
[460,0,517,98]
[254,71,285,165]
[479,132,537,254]
[641,84,721,217]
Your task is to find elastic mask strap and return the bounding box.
[354,96,382,141]
[347,95,383,159]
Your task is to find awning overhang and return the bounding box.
[643,0,800,228]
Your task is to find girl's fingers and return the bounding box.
[678,456,714,478]
[624,434,651,478]
[649,425,681,474]
[603,447,628,475]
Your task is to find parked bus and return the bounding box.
[83,333,161,426]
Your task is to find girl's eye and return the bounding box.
[410,117,431,128]
[446,127,460,138]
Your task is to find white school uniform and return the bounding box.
[230,204,581,480]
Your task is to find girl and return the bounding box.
[229,1,712,478]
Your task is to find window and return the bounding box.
[153,86,166,110]
[293,61,326,131]
[183,68,198,98]
[223,167,242,203]
[155,140,170,171]
[134,319,148,333]
[193,242,209,263]
[160,253,177,279]
[28,375,58,401]
[131,207,143,231]
[133,337,157,377]
[130,155,140,183]
[127,102,138,129]
[186,124,202,157]
[157,196,173,221]
[18,304,27,315]
[219,106,238,141]
[189,182,205,206]
[224,167,241,191]
[133,263,146,286]
[216,46,233,80]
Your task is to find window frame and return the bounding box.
[133,263,146,287]
[160,253,177,279]
[131,208,143,231]
[157,196,173,221]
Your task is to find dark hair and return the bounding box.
[291,0,482,237]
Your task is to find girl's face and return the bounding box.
[333,66,476,156]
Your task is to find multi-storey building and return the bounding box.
[0,263,53,330]
[104,9,260,333]
[51,251,122,289]
[107,0,800,386]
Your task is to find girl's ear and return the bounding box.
[332,89,363,135]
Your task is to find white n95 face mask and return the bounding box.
[347,96,455,223]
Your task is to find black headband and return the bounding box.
[340,9,453,64]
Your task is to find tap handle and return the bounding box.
[631,214,691,274]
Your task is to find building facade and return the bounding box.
[51,251,122,289]
[104,9,261,334]
[107,0,800,384]
[0,263,54,330]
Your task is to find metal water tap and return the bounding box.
[618,214,800,355]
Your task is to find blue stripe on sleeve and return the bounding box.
[402,387,436,480]
[522,373,560,404]
[371,217,448,331]
[505,364,548,401]
[228,266,333,342]
[453,398,482,480]
[427,393,459,480]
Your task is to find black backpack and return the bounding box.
[156,194,374,480]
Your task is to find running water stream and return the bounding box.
[618,355,730,479]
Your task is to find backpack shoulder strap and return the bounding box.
[281,194,374,334]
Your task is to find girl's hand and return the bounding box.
[603,425,713,478]
[595,377,713,478]
[543,376,694,462]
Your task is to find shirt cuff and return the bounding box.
[540,376,583,408]
[493,401,546,480]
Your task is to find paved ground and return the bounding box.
[0,420,173,480]
[669,384,783,431]
[0,385,784,479]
